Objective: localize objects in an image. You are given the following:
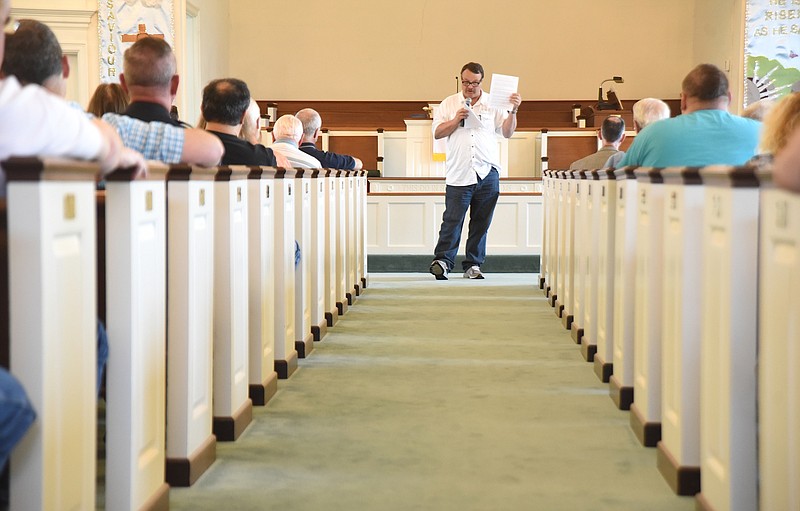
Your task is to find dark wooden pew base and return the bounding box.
[554,299,563,318]
[561,312,574,330]
[656,441,701,496]
[571,323,584,344]
[354,283,361,296]
[593,355,613,383]
[326,308,339,327]
[296,333,315,359]
[580,341,596,362]
[346,288,356,306]
[609,376,633,410]
[139,482,170,511]
[312,320,328,342]
[336,300,349,316]
[539,277,546,289]
[361,277,368,290]
[275,351,299,379]
[250,372,279,406]
[630,403,661,447]
[166,435,216,487]
[213,400,253,442]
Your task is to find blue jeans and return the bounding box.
[97,320,109,396]
[433,169,500,271]
[0,368,35,470]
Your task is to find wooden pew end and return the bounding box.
[630,403,661,447]
[249,372,279,406]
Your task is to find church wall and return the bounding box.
[228,0,701,102]
[692,0,747,112]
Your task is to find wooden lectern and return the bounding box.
[582,105,633,128]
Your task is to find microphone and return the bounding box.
[460,97,472,127]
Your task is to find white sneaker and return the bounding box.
[463,266,484,279]
[429,259,449,280]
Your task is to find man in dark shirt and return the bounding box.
[201,78,286,167]
[120,36,188,127]
[296,108,363,170]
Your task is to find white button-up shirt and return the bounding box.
[432,91,508,186]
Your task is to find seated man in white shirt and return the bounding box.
[270,114,322,169]
[2,19,221,167]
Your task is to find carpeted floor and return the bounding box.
[168,273,694,511]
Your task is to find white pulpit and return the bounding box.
[404,119,446,177]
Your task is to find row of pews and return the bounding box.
[540,166,797,511]
[0,158,369,510]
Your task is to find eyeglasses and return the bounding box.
[461,80,482,88]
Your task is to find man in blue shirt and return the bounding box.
[617,64,761,168]
[296,108,363,170]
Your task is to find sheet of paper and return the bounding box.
[464,107,481,128]
[488,73,519,111]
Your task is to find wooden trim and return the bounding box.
[311,320,328,342]
[295,333,314,359]
[2,157,97,182]
[634,167,664,184]
[657,441,701,496]
[275,350,298,379]
[249,372,278,406]
[609,375,633,410]
[139,482,170,511]
[255,99,680,131]
[699,165,760,188]
[165,435,216,487]
[213,399,253,442]
[593,355,613,383]
[630,403,661,447]
[662,167,702,185]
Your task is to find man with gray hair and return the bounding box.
[296,108,363,170]
[569,116,626,170]
[270,114,322,168]
[605,98,670,167]
[120,36,185,126]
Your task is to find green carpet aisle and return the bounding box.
[169,273,693,511]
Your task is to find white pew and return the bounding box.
[345,170,358,306]
[164,165,217,486]
[552,172,567,310]
[539,170,550,292]
[630,168,665,447]
[324,170,340,326]
[246,167,278,405]
[609,167,638,410]
[545,171,559,302]
[334,170,349,316]
[695,166,759,511]
[309,170,329,341]
[294,170,314,359]
[569,171,588,342]
[103,165,170,510]
[580,172,601,362]
[656,167,703,496]
[757,173,800,511]
[212,167,253,441]
[357,170,369,292]
[557,172,576,323]
[6,158,98,510]
[273,169,299,379]
[593,169,617,382]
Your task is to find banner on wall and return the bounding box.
[98,0,175,83]
[744,0,800,107]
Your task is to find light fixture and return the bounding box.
[597,76,624,110]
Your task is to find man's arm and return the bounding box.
[434,108,469,140]
[501,93,522,138]
[180,128,224,167]
[91,118,147,178]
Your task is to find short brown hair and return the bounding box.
[761,93,800,154]
[682,63,729,101]
[461,62,484,79]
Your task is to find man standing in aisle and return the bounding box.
[429,62,522,280]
